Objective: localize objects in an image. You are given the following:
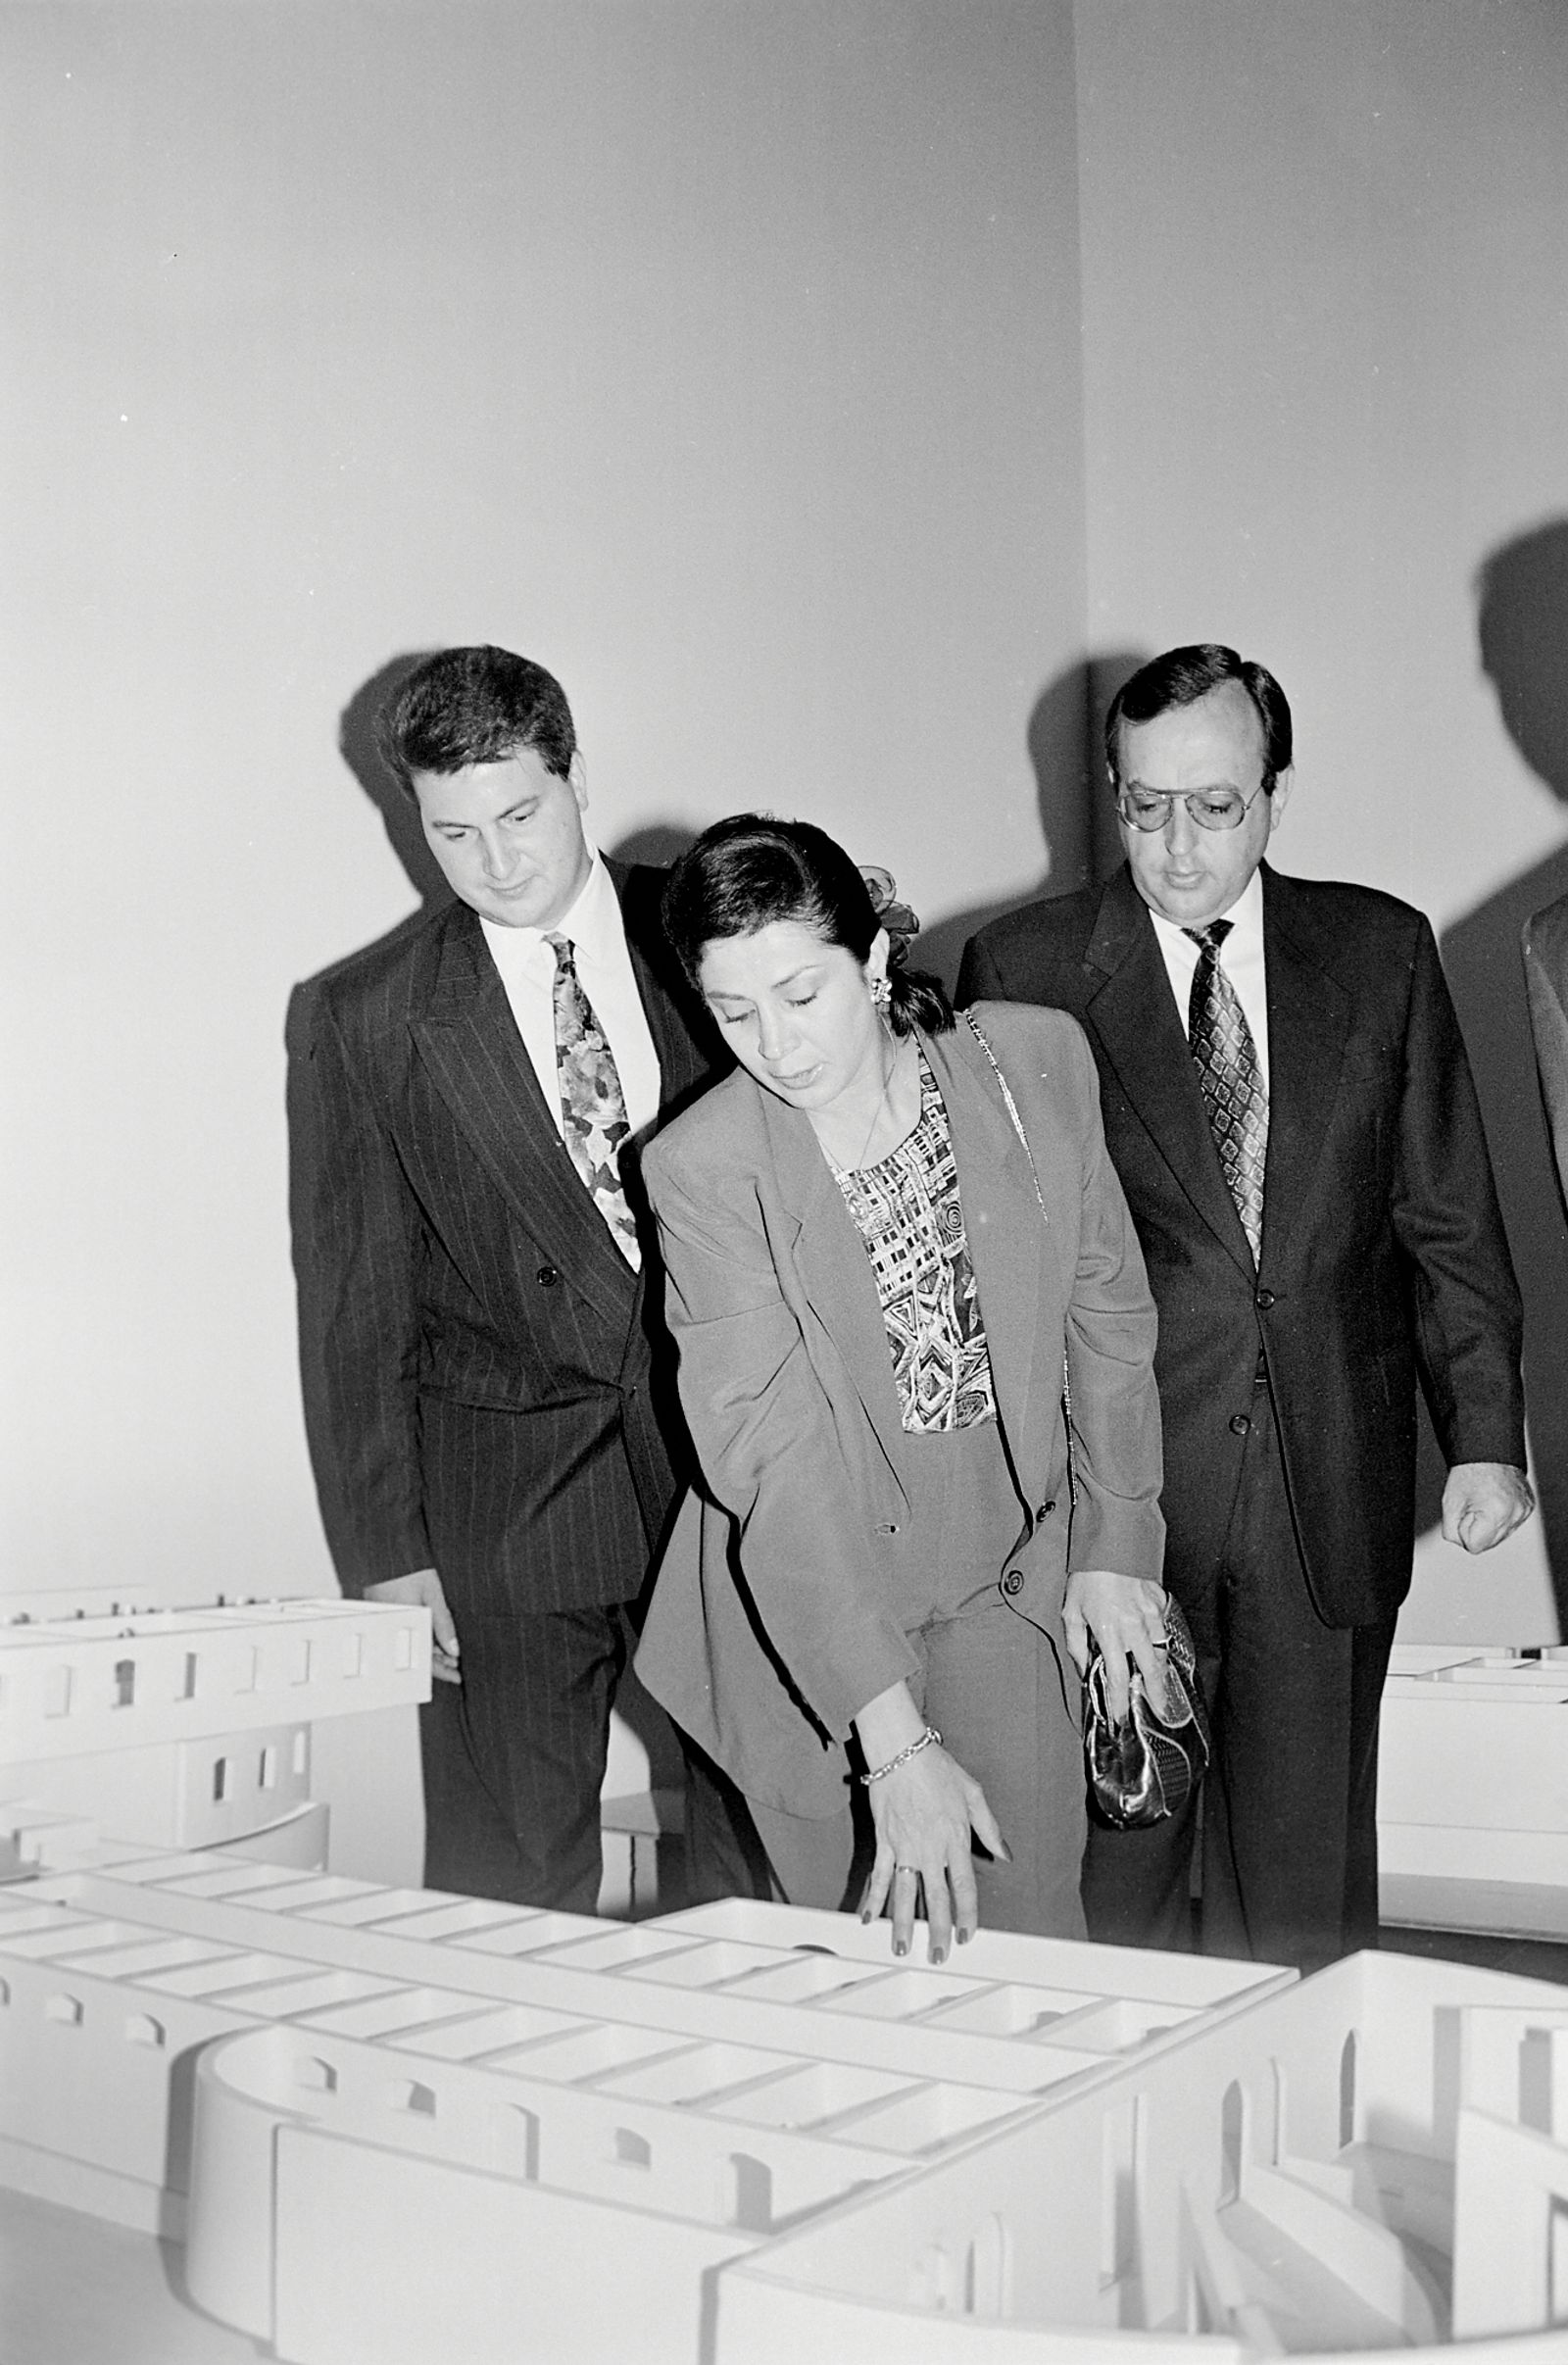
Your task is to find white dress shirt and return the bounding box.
[1146,866,1270,1090]
[480,849,662,1139]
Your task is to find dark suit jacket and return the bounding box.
[635,1006,1165,1816]
[958,863,1525,1628]
[294,862,719,1616]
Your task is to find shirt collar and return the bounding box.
[479,842,615,972]
[1145,862,1264,958]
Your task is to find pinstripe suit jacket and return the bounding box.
[295,863,720,1615]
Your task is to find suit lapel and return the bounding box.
[1081,867,1254,1275]
[756,1028,1049,1487]
[1258,867,1350,1269]
[411,904,638,1331]
[758,1084,907,1482]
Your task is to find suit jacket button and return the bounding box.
[1254,1287,1276,1310]
[1002,1569,1024,1597]
[537,1265,561,1287]
[1229,1412,1251,1436]
[1037,1501,1055,1522]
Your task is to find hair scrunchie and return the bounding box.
[858,865,922,969]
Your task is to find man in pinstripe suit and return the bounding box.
[296,646,721,1909]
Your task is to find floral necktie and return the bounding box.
[1185,920,1267,1263]
[546,934,640,1269]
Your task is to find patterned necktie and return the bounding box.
[1185,920,1267,1263]
[546,934,641,1270]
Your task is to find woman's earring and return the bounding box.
[870,973,892,1013]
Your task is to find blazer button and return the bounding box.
[1002,1569,1024,1598]
[1229,1412,1251,1436]
[1254,1287,1276,1310]
[536,1265,561,1288]
[1037,1500,1055,1522]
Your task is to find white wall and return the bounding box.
[1074,0,1568,1641]
[1,0,1085,1608]
[6,0,1560,1664]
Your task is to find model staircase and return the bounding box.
[1214,2151,1446,2352]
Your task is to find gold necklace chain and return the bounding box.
[823,1025,903,1173]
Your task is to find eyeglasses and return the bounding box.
[1114,783,1268,833]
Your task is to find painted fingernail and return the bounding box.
[931,1946,947,1967]
[894,1939,908,1958]
[859,1908,872,1924]
[956,1927,971,1946]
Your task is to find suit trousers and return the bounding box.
[688,1418,1088,1941]
[744,1600,1087,1939]
[1080,1371,1396,1974]
[419,1601,635,1914]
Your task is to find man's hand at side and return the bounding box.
[1440,1461,1535,1554]
[365,1567,463,1682]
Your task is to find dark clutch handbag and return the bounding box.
[1084,1598,1209,1829]
[961,1013,1200,1829]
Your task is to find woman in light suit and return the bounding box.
[637,816,1167,1956]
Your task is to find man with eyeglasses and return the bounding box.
[959,643,1531,1973]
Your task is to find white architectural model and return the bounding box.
[1378,1644,1568,1939]
[3,1604,1566,2360]
[0,1589,672,1911]
[1,1861,1566,2361]
[1,1596,430,1868]
[697,1908,1568,2362]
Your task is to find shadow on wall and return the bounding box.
[609,821,700,873]
[338,650,454,913]
[920,650,1147,992]
[1439,518,1568,1633]
[283,655,458,1574]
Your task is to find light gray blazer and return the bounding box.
[635,1002,1164,1816]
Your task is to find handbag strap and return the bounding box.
[962,1011,1077,1503]
[964,1011,1047,1222]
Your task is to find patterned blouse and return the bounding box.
[830,1051,999,1433]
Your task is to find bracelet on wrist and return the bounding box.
[859,1723,943,1786]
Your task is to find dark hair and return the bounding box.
[1105,644,1293,793]
[380,646,576,796]
[662,813,954,1038]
